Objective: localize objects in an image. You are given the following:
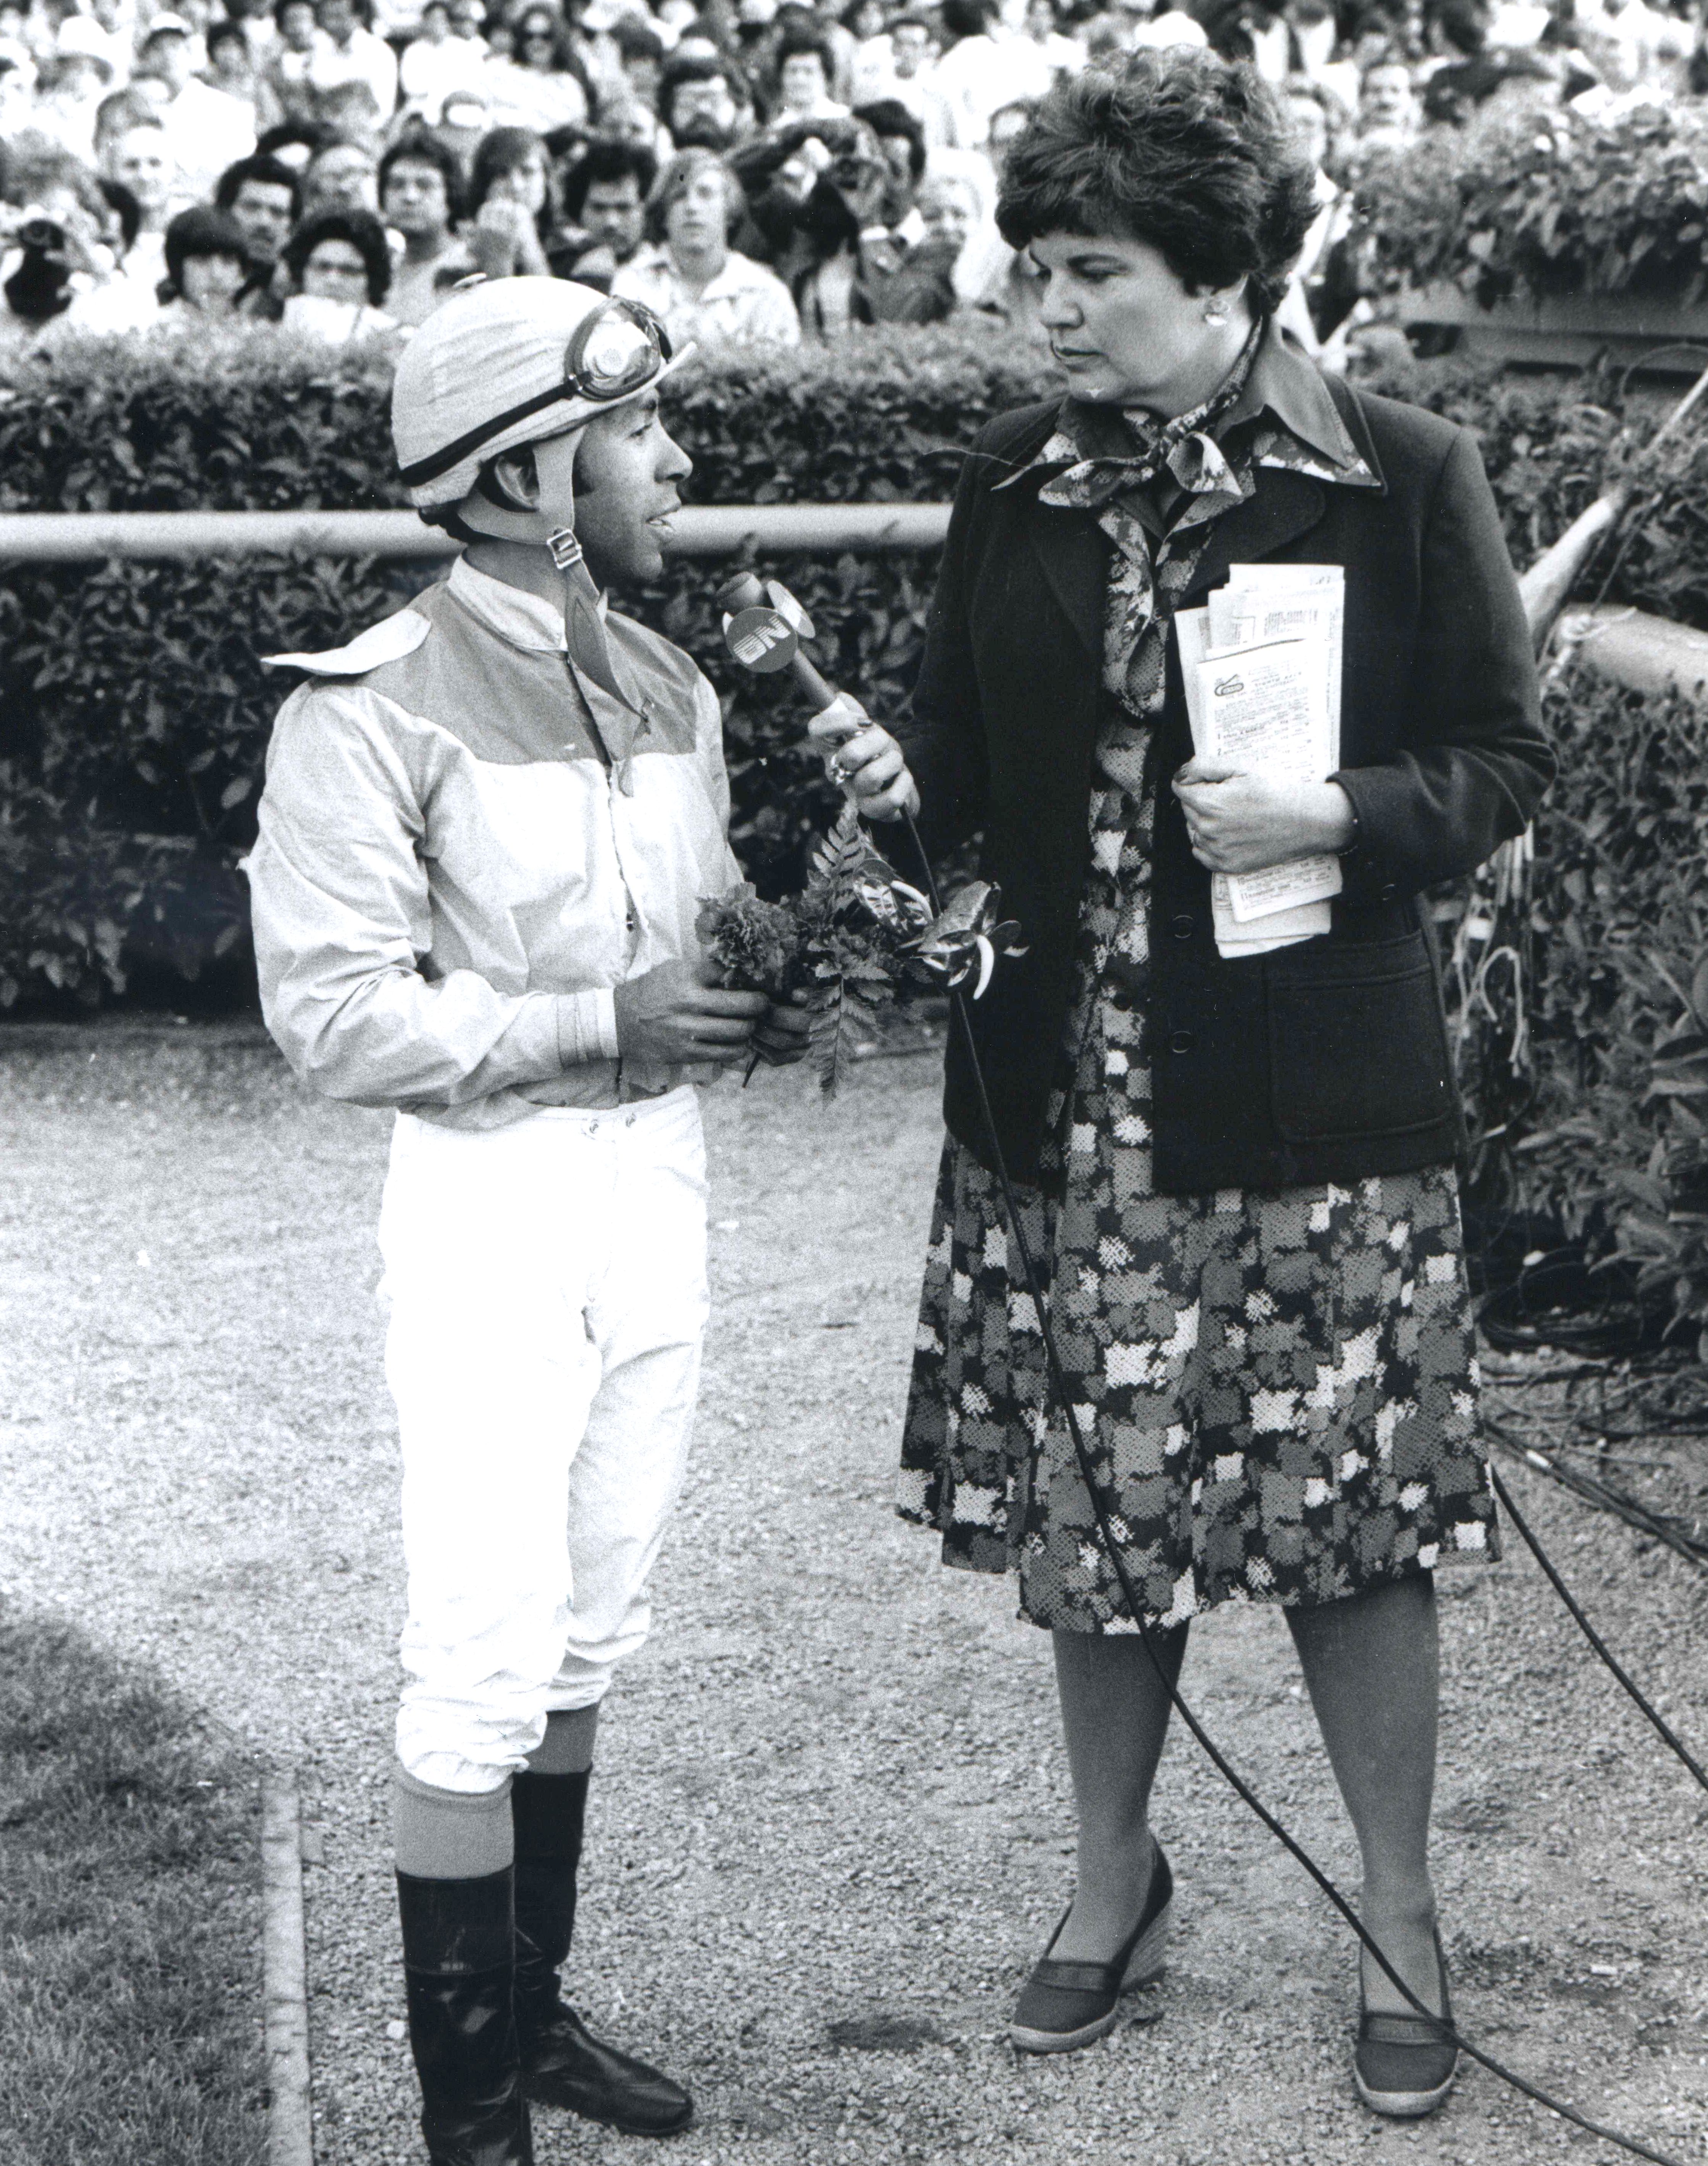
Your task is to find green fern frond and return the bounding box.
[808,800,868,889]
[808,974,850,1098]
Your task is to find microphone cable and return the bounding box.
[1484,1434,1708,1797]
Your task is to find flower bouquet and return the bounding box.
[697,803,1025,1098]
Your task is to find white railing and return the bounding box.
[0,503,952,562]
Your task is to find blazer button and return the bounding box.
[1379,882,1398,903]
[1169,1027,1195,1055]
[1170,912,1194,941]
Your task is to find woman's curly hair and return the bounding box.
[995,51,1319,317]
[284,205,392,305]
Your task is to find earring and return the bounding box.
[1203,302,1229,325]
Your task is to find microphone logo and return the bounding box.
[722,604,800,674]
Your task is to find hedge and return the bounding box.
[1456,677,1708,1347]
[6,331,1708,1145]
[1359,100,1708,308]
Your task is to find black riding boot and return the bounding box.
[511,1769,694,2137]
[396,1866,534,2166]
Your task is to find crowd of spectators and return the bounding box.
[0,0,1700,348]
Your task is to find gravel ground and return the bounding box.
[4,1030,1708,2166]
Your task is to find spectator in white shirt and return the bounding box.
[78,0,135,81]
[1289,0,1345,83]
[0,39,35,136]
[933,0,1043,145]
[880,12,958,145]
[109,116,174,294]
[843,0,894,102]
[612,147,800,344]
[139,19,262,199]
[307,0,397,121]
[1127,0,1210,52]
[1576,0,1690,89]
[29,19,116,160]
[137,11,256,198]
[379,129,473,324]
[1018,0,1084,83]
[769,29,850,123]
[397,0,484,115]
[481,4,592,133]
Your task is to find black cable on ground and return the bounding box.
[1486,1450,1708,1796]
[1485,1414,1708,1574]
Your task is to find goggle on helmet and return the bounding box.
[397,297,673,493]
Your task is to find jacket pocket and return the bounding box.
[1265,932,1452,1143]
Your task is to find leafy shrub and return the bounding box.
[1360,347,1708,631]
[0,325,399,514]
[1358,100,1708,306]
[1445,676,1708,1349]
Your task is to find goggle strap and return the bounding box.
[399,378,581,490]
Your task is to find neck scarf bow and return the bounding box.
[1036,321,1263,717]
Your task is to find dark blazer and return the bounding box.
[897,357,1554,1195]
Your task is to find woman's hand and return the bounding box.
[1171,760,1355,874]
[807,694,921,823]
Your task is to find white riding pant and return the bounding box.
[378,1087,708,1794]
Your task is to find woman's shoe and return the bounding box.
[1009,1843,1173,2055]
[1353,1927,1460,2119]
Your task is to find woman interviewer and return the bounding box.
[829,50,1553,2121]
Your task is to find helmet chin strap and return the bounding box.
[458,428,644,727]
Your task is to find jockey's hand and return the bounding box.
[614,955,768,1068]
[751,989,813,1066]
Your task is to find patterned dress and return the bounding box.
[897,339,1498,1635]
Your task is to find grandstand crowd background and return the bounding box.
[0,0,1694,355]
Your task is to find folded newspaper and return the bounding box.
[1175,564,1345,959]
